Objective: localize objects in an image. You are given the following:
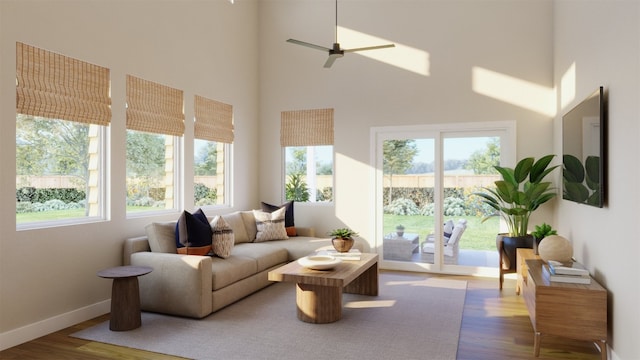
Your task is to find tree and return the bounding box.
[126,130,165,200]
[383,140,418,204]
[195,141,217,176]
[286,147,307,175]
[16,114,89,180]
[126,131,165,177]
[465,137,500,174]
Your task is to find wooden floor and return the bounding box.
[0,275,602,360]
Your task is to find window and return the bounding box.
[193,95,233,207]
[284,146,333,202]
[281,108,334,203]
[15,42,111,228]
[126,75,183,215]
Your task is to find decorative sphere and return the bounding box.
[537,235,573,262]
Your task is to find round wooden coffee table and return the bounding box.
[97,265,153,331]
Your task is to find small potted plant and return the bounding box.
[531,223,557,255]
[396,224,405,237]
[328,228,359,253]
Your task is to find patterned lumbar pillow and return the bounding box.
[253,207,288,242]
[210,215,234,258]
[261,201,296,236]
[175,208,213,255]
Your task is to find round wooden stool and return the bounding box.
[97,265,153,331]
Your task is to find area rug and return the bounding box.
[73,272,467,360]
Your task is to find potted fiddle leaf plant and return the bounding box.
[328,228,358,253]
[474,155,559,283]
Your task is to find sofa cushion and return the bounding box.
[232,243,288,272]
[253,208,288,242]
[261,201,296,236]
[210,255,258,291]
[175,209,213,255]
[145,222,177,253]
[222,211,250,244]
[210,216,234,258]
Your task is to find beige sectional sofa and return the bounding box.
[123,210,369,318]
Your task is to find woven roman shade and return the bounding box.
[194,95,234,143]
[280,108,334,146]
[16,42,111,126]
[126,75,184,136]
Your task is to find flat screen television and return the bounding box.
[562,86,606,207]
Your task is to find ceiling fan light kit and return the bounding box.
[287,0,395,68]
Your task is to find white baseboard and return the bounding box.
[0,300,110,351]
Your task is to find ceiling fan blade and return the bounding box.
[323,53,343,68]
[344,44,395,53]
[286,39,331,52]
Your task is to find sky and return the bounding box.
[414,137,495,163]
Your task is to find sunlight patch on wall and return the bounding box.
[560,62,576,110]
[338,26,430,76]
[472,66,556,117]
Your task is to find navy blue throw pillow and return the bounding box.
[175,208,212,255]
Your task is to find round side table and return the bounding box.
[97,265,153,331]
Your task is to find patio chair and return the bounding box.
[422,219,467,261]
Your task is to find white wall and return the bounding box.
[0,0,259,349]
[553,1,640,359]
[2,0,635,358]
[258,0,555,247]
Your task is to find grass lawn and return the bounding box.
[383,214,499,251]
[16,206,156,224]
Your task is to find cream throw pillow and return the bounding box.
[210,216,234,258]
[253,208,288,242]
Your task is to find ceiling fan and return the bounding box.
[286,0,395,68]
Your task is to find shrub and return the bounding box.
[16,201,34,213]
[285,173,309,202]
[16,187,85,203]
[195,183,217,204]
[43,199,67,210]
[384,198,420,215]
[421,196,467,216]
[316,187,333,202]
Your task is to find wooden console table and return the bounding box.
[523,259,607,359]
[516,248,540,295]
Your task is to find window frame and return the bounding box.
[16,118,110,231]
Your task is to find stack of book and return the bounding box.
[318,249,361,260]
[542,260,591,284]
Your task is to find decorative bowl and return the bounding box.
[298,255,342,270]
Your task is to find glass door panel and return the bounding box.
[382,138,434,264]
[441,136,501,268]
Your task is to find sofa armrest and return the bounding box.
[295,227,315,237]
[123,236,151,265]
[130,252,213,318]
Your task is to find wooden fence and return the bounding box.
[18,174,500,189]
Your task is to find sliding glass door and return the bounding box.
[374,122,514,274]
